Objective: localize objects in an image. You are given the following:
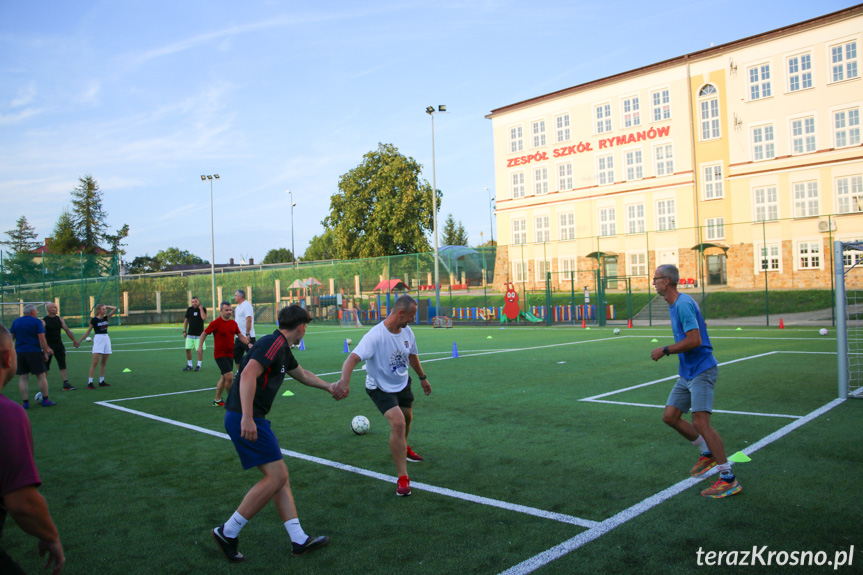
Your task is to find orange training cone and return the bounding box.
[627,318,633,328]
[779,318,785,329]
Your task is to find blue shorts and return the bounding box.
[224,410,283,470]
[666,366,718,414]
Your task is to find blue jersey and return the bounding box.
[669,293,717,379]
[10,315,45,353]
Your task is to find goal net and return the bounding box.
[432,315,453,329]
[835,240,863,399]
[0,302,49,326]
[340,308,363,328]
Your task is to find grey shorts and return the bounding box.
[666,366,718,414]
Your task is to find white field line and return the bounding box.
[581,399,801,419]
[95,399,598,529]
[499,397,846,575]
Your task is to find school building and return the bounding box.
[487,5,863,292]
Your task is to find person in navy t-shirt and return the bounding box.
[9,304,53,408]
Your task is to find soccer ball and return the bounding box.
[819,328,828,336]
[613,328,620,335]
[35,391,43,403]
[346,338,352,345]
[351,415,370,435]
[86,336,92,342]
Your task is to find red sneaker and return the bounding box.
[406,446,423,462]
[396,475,411,497]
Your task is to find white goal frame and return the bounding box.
[834,240,863,399]
[432,315,453,329]
[340,308,363,328]
[0,301,49,323]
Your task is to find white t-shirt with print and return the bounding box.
[233,300,255,338]
[353,321,418,393]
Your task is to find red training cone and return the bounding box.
[779,318,785,329]
[581,317,586,328]
[627,318,633,328]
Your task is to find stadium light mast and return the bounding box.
[486,187,495,245]
[202,174,220,312]
[426,105,446,319]
[286,190,296,269]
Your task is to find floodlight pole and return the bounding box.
[427,106,445,318]
[286,191,296,269]
[202,174,220,312]
[486,187,495,244]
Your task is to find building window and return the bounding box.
[787,53,813,92]
[831,40,858,82]
[752,125,775,161]
[560,257,576,280]
[625,149,643,180]
[698,85,720,140]
[837,175,863,213]
[558,162,573,191]
[595,103,612,134]
[513,261,526,283]
[512,218,526,245]
[536,260,551,282]
[510,126,523,153]
[535,216,550,243]
[843,242,863,268]
[748,63,772,100]
[703,164,724,199]
[596,154,614,185]
[628,252,647,277]
[793,181,819,218]
[834,108,861,148]
[654,143,673,176]
[754,186,779,221]
[705,217,724,240]
[510,172,525,199]
[555,114,570,143]
[797,241,821,270]
[756,243,781,272]
[599,207,616,237]
[656,198,676,231]
[532,119,546,148]
[534,167,548,196]
[626,204,645,234]
[622,96,640,128]
[791,117,816,153]
[559,212,575,240]
[651,88,671,121]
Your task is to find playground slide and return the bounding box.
[521,310,542,323]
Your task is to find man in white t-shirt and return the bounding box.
[233,289,255,366]
[335,295,431,497]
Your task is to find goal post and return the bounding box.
[340,308,363,328]
[835,240,863,399]
[0,301,49,326]
[432,315,453,328]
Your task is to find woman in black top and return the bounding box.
[79,304,116,389]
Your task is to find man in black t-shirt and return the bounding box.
[212,305,341,563]
[43,303,80,391]
[183,297,207,371]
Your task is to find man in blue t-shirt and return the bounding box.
[212,305,341,563]
[9,305,54,408]
[650,265,740,499]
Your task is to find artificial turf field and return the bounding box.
[2,322,861,574]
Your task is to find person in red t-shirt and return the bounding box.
[200,302,249,407]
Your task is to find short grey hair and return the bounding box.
[23,304,38,315]
[393,295,417,312]
[235,289,246,299]
[656,264,680,286]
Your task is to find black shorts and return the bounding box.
[233,337,255,365]
[215,357,234,375]
[366,379,414,415]
[16,352,46,375]
[45,344,66,371]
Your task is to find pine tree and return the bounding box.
[70,175,108,252]
[1,215,40,253]
[50,210,81,254]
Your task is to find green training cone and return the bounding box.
[728,451,751,463]
[282,389,295,397]
[651,338,659,343]
[736,327,743,331]
[123,368,131,373]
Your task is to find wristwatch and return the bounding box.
[419,375,428,380]
[663,346,670,356]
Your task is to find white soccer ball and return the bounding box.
[35,391,43,403]
[613,328,620,335]
[351,415,370,435]
[819,328,828,336]
[346,338,352,345]
[86,336,92,342]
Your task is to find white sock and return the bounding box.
[223,511,248,538]
[718,462,733,475]
[88,378,93,384]
[691,435,709,454]
[197,361,202,367]
[187,360,193,367]
[99,377,104,383]
[285,518,308,545]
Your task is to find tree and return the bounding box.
[49,210,81,254]
[441,214,469,246]
[262,247,294,265]
[1,215,40,253]
[69,174,129,255]
[152,247,207,271]
[324,143,439,259]
[302,230,336,261]
[127,255,157,274]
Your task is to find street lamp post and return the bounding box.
[286,191,296,269]
[485,187,495,245]
[201,174,220,312]
[426,105,446,318]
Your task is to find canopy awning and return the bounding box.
[691,242,730,254]
[585,251,617,261]
[373,279,408,292]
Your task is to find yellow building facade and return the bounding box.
[487,6,863,292]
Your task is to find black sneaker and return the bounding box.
[212,525,244,562]
[99,381,111,387]
[194,365,201,371]
[291,535,329,557]
[63,384,77,391]
[183,365,193,371]
[87,383,96,390]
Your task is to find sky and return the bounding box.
[0,0,857,265]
